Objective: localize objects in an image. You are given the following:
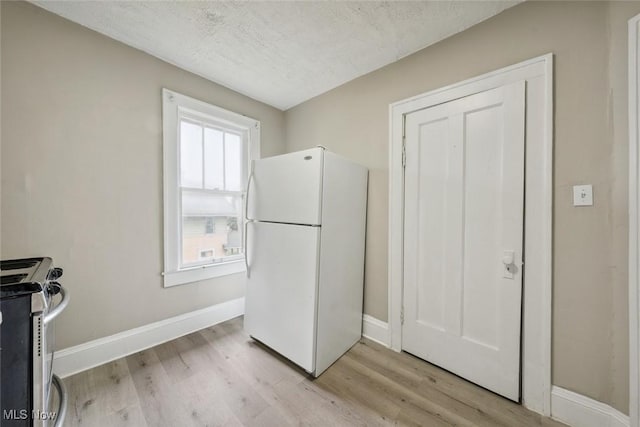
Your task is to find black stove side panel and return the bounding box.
[1,295,32,426]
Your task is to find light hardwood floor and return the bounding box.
[61,316,566,427]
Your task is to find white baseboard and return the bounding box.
[362,314,390,347]
[54,297,245,378]
[551,386,629,427]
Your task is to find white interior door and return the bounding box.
[244,221,319,372]
[402,81,526,401]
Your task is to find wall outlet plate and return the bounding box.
[573,184,593,206]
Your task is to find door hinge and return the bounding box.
[401,306,405,325]
[402,115,407,168]
[402,141,406,168]
[402,114,406,138]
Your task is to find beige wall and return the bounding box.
[3,0,638,415]
[285,1,640,413]
[0,2,286,349]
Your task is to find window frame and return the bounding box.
[162,88,260,287]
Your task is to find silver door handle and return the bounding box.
[44,284,69,325]
[51,374,68,427]
[502,251,515,265]
[502,250,516,279]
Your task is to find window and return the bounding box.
[162,89,260,287]
[205,218,215,234]
[199,249,215,259]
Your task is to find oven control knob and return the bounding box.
[48,281,62,296]
[49,267,63,280]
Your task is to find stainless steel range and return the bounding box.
[0,257,69,427]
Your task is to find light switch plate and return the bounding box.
[573,184,593,206]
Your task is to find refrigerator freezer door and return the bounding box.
[244,221,319,372]
[247,148,323,226]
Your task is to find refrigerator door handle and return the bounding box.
[244,160,255,278]
[244,220,251,278]
[245,160,255,222]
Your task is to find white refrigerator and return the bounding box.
[244,147,368,377]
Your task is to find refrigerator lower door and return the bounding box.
[244,221,319,373]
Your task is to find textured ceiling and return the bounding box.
[31,1,521,110]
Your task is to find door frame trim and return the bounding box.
[628,13,640,427]
[388,53,554,416]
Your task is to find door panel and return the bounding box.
[462,104,503,349]
[247,147,323,225]
[244,221,319,372]
[415,115,449,331]
[402,81,526,401]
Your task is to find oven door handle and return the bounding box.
[51,374,68,427]
[44,284,69,325]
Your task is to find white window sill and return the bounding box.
[163,259,246,287]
